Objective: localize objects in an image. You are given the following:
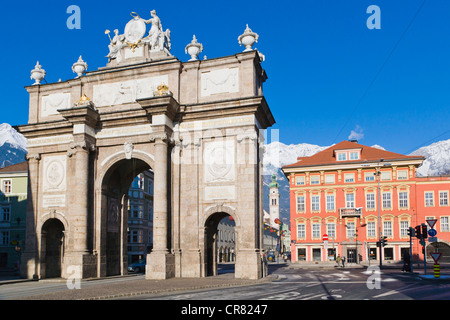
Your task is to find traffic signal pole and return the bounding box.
[414,224,428,275]
[422,224,428,276]
[409,229,413,273]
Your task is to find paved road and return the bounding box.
[138,265,450,300]
[1,264,449,301]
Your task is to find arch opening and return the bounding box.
[41,218,65,278]
[101,158,154,276]
[204,212,236,277]
[426,242,450,262]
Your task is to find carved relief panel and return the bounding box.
[201,68,239,97]
[42,155,67,193]
[93,75,168,107]
[203,138,235,183]
[41,92,71,117]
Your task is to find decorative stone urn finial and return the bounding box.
[238,24,259,52]
[185,35,203,61]
[30,61,46,85]
[72,55,88,78]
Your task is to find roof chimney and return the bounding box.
[350,139,358,143]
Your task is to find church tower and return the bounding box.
[268,173,280,229]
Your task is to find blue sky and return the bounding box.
[1,0,449,155]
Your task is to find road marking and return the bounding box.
[372,284,417,298]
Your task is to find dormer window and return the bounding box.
[349,152,360,160]
[335,149,361,161]
[337,153,347,161]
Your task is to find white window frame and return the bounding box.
[327,223,336,238]
[344,173,355,183]
[312,223,321,239]
[380,171,391,181]
[439,191,449,206]
[324,174,335,184]
[295,176,305,185]
[383,221,393,237]
[399,191,408,209]
[367,221,376,238]
[382,192,392,209]
[425,192,434,207]
[346,193,355,208]
[310,175,320,185]
[365,172,375,182]
[311,195,320,211]
[400,221,409,237]
[1,179,12,194]
[346,222,356,238]
[296,196,305,212]
[440,217,449,232]
[337,153,347,161]
[297,224,306,239]
[326,194,335,211]
[397,170,408,180]
[349,152,359,160]
[366,193,376,209]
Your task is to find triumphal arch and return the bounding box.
[18,10,274,280]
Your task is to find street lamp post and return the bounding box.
[374,158,391,269]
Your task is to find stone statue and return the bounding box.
[144,10,171,52]
[106,29,126,62]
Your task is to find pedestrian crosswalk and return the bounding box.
[276,270,366,282]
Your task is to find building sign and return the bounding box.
[339,207,362,218]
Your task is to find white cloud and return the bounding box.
[348,125,364,141]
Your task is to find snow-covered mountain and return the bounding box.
[410,139,450,177]
[0,123,28,168]
[262,142,328,226]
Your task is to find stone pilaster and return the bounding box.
[146,133,175,279]
[21,153,41,279]
[68,141,91,254]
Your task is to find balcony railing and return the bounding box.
[339,207,363,219]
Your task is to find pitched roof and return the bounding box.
[282,140,424,169]
[0,161,28,173]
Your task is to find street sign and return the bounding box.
[429,236,437,243]
[430,252,442,264]
[428,229,437,237]
[323,234,328,241]
[426,219,437,229]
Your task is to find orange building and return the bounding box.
[282,140,450,264]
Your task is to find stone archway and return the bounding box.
[18,34,273,280]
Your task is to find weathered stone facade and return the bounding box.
[18,22,274,280]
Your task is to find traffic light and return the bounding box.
[415,225,422,239]
[407,227,415,237]
[381,236,388,247]
[421,224,428,239]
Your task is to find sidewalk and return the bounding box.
[3,272,277,300]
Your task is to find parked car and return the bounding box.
[267,251,276,262]
[128,259,146,273]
